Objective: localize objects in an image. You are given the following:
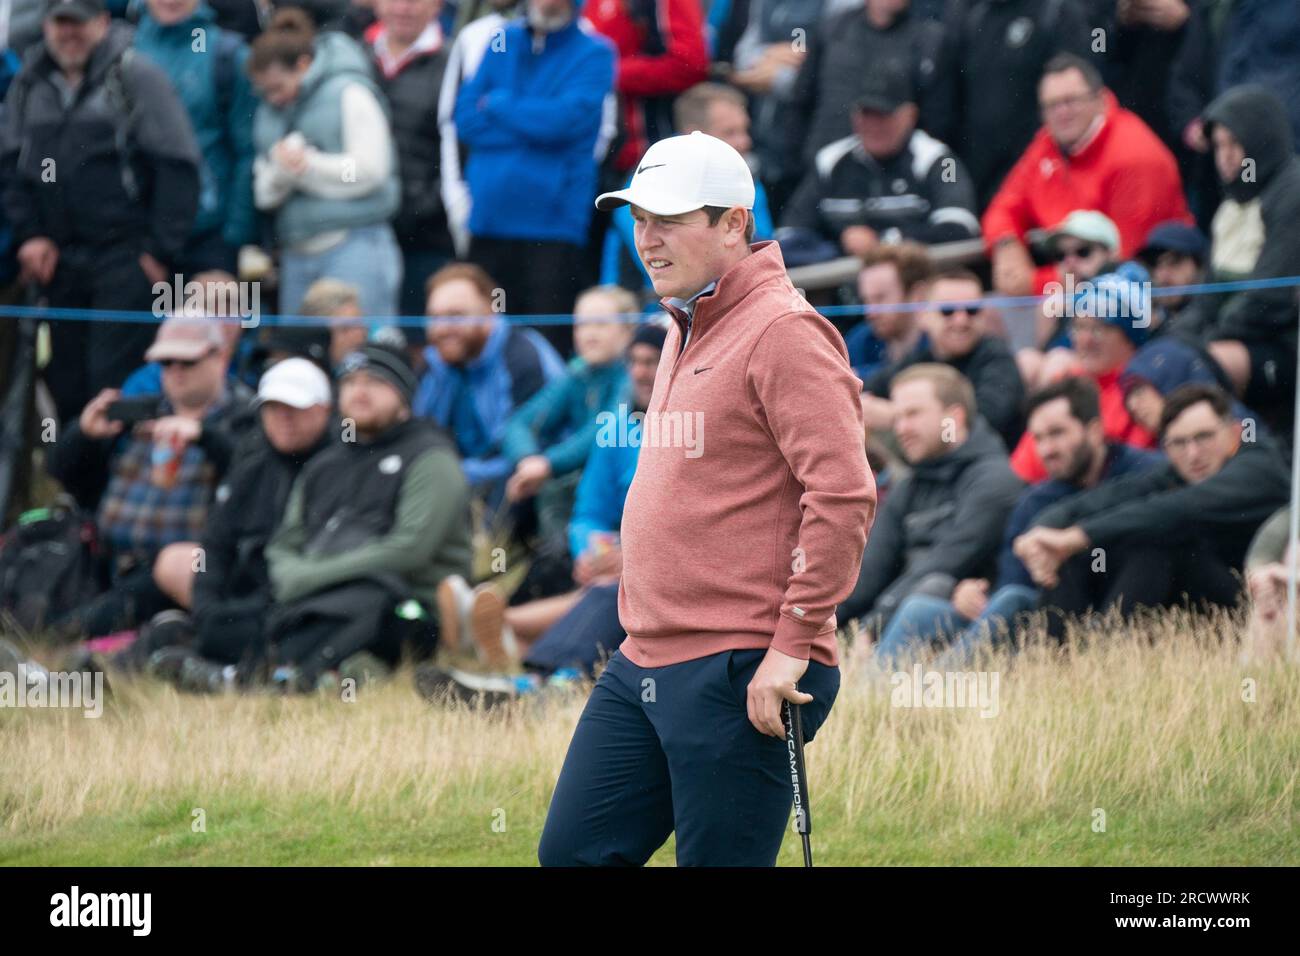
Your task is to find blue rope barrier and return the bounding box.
[1,274,1297,327]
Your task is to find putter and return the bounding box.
[783,696,813,867]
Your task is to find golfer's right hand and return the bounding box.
[747,647,813,738]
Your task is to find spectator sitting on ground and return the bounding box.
[876,376,1162,668]
[120,271,251,396]
[838,363,1024,639]
[600,83,775,292]
[1008,264,1157,483]
[262,342,473,692]
[861,268,1025,450]
[845,241,931,383]
[1192,86,1300,426]
[249,8,403,320]
[1242,507,1295,663]
[1120,336,1252,438]
[501,285,635,509]
[135,0,258,275]
[1016,384,1290,640]
[298,276,367,370]
[427,323,666,687]
[413,262,565,499]
[45,316,256,639]
[125,358,334,687]
[1017,210,1121,389]
[983,53,1191,298]
[1136,220,1208,340]
[776,65,978,267]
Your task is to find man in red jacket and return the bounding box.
[538,132,876,866]
[983,52,1191,297]
[584,0,710,173]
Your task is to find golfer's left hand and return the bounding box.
[747,647,813,738]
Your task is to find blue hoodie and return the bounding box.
[500,356,628,476]
[414,322,566,487]
[134,5,257,247]
[453,16,615,247]
[568,397,641,560]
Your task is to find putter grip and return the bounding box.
[784,699,812,836]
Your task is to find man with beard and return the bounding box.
[261,342,473,691]
[876,376,1161,665]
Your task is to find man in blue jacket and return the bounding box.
[414,262,565,502]
[452,0,615,355]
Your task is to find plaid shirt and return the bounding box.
[96,408,224,563]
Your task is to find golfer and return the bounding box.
[538,132,876,866]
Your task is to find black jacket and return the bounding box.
[939,0,1092,205]
[370,39,454,253]
[1034,437,1291,570]
[864,335,1026,450]
[191,425,330,622]
[779,128,979,246]
[786,6,947,167]
[840,419,1025,626]
[1193,85,1300,346]
[1,22,200,266]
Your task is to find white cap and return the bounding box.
[595,131,755,216]
[256,357,332,409]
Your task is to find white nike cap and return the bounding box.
[256,357,332,409]
[595,131,755,216]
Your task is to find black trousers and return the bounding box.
[467,236,588,359]
[43,243,159,424]
[1044,541,1242,639]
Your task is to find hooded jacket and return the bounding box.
[251,30,400,245]
[981,89,1192,292]
[1,21,200,264]
[840,418,1024,627]
[1195,85,1300,345]
[618,240,876,667]
[134,5,257,247]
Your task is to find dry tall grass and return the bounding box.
[2,608,1298,864]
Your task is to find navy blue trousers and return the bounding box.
[538,647,839,866]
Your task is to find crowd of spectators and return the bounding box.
[1,0,1299,698]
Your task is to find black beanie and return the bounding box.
[336,343,418,407]
[630,322,668,352]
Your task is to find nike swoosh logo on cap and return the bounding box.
[637,163,667,174]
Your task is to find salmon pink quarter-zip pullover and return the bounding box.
[617,240,877,668]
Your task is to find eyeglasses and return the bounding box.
[1053,243,1100,263]
[1039,93,1096,114]
[938,304,982,319]
[1162,428,1223,454]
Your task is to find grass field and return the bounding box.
[2,609,1298,866]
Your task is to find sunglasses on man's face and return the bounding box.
[1053,243,1101,262]
[160,350,213,370]
[938,304,982,319]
